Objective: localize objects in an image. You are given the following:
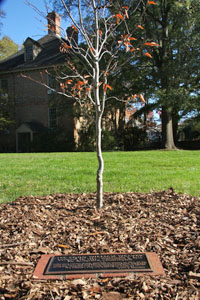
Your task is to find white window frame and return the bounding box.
[48,107,57,129]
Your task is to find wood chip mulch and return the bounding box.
[0,189,200,299]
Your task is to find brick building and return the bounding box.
[0,12,77,152]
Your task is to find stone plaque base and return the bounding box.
[33,252,165,280]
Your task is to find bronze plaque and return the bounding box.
[43,253,152,275]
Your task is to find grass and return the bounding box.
[0,150,200,203]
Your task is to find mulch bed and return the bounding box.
[0,189,200,299]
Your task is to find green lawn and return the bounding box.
[0,150,200,203]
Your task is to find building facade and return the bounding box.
[0,12,76,152]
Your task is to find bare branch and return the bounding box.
[106,96,127,102]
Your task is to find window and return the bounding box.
[23,38,42,61]
[25,45,33,61]
[48,107,57,129]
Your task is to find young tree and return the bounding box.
[27,0,158,208]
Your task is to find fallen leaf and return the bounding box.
[56,244,71,249]
[71,279,87,286]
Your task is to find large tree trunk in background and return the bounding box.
[162,107,177,149]
[172,109,179,144]
[158,5,177,150]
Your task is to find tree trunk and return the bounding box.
[172,109,179,144]
[96,112,104,209]
[94,49,104,208]
[162,107,177,149]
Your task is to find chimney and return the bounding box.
[66,26,78,46]
[47,12,61,36]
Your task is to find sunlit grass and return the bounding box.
[0,150,200,203]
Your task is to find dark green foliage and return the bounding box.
[123,126,147,150]
[77,124,96,151]
[77,123,149,151]
[77,125,118,151]
[31,129,75,152]
[178,116,200,141]
[0,89,14,132]
[182,125,200,141]
[102,130,118,151]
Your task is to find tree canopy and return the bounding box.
[50,0,200,150]
[111,0,200,148]
[0,36,19,61]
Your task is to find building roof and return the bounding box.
[24,37,43,48]
[0,34,68,73]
